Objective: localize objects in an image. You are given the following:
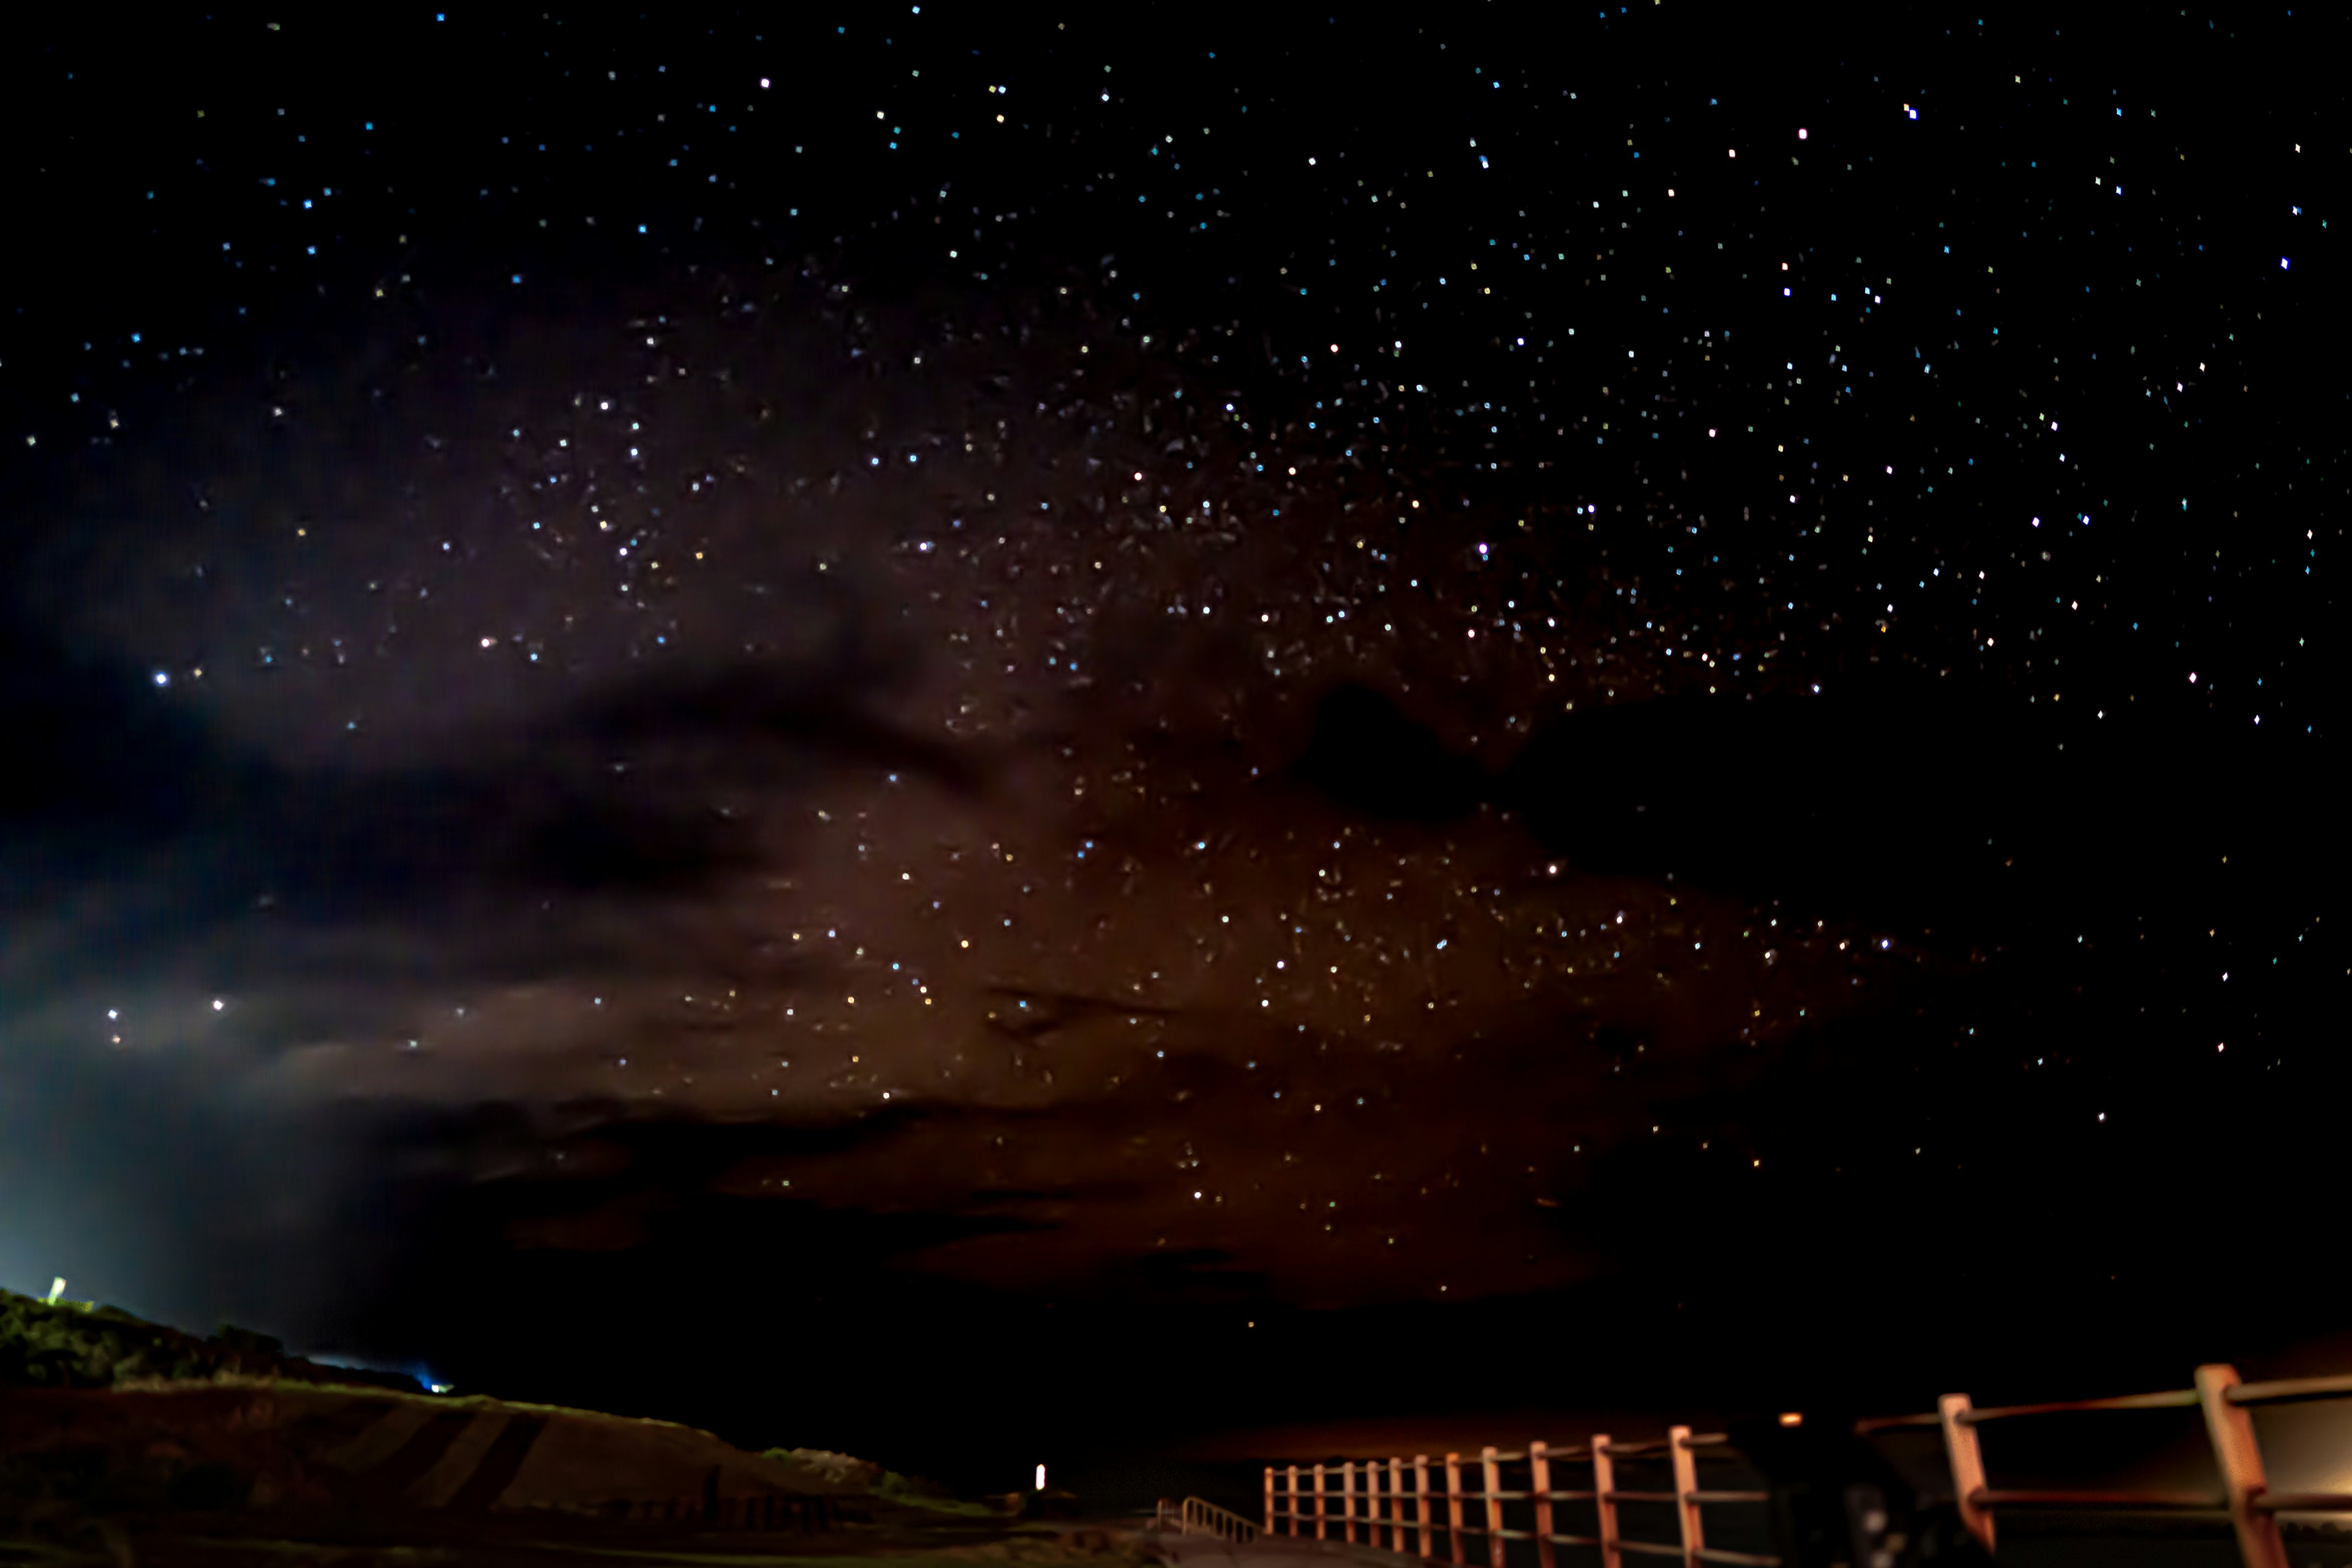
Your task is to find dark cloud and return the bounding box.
[1294,684,1487,821]
[0,597,985,1009]
[1294,672,2328,952]
[0,618,228,868]
[979,986,1180,1047]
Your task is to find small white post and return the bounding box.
[1035,1463,1046,1492]
[1938,1394,1994,1555]
[2197,1363,2288,1568]
[1668,1426,1705,1567]
[46,1277,66,1305]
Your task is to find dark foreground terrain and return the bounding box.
[1,1291,1142,1567]
[0,1492,1155,1568]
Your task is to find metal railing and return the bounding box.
[1161,1494,1264,1545]
[1258,1362,2351,1568]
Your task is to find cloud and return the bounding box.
[1292,684,1485,821]
[0,572,993,1345]
[1288,671,2323,952]
[0,594,984,1014]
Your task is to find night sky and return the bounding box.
[1,3,2339,1498]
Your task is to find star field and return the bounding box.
[0,4,2339,1466]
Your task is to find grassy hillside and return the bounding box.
[0,1287,420,1393]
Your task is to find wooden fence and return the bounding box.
[1259,1362,2352,1568]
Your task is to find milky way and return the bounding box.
[0,7,2337,1472]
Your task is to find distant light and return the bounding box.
[1036,1463,1047,1490]
[1779,1412,1803,1427]
[153,671,170,687]
[212,998,225,1011]
[1797,127,1807,140]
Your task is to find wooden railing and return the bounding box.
[1259,1362,2351,1568]
[1161,1493,1264,1545]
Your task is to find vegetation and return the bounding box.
[0,1287,417,1393]
[773,1447,888,1489]
[760,1449,1017,1518]
[873,1470,1005,1517]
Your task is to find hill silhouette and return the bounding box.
[1,1286,421,1395]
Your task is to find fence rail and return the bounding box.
[1160,1494,1262,1545]
[1257,1362,2344,1568]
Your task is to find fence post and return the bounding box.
[1316,1463,1329,1541]
[1344,1460,1360,1544]
[1590,1435,1621,1568]
[1529,1441,1556,1568]
[1446,1452,1466,1567]
[1482,1446,1506,1568]
[1390,1457,1407,1552]
[1937,1393,1994,1555]
[1288,1465,1301,1537]
[1265,1468,1276,1537]
[1374,1457,1388,1551]
[1416,1453,1434,1560]
[1668,1426,1705,1568]
[2196,1363,2289,1568]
